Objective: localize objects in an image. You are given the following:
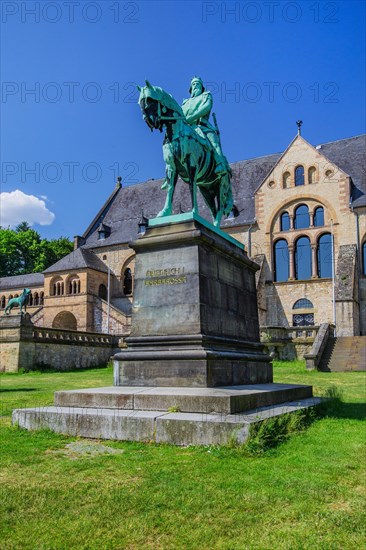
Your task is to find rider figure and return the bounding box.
[182,77,229,176]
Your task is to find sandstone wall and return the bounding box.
[0,315,120,373]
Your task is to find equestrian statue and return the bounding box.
[137,77,233,227]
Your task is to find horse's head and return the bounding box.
[137,80,183,132]
[23,288,31,296]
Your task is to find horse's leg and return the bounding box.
[199,187,218,223]
[186,160,198,215]
[157,165,178,217]
[213,180,223,227]
[214,210,223,227]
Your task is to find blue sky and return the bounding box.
[1,0,365,239]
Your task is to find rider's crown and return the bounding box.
[189,76,205,94]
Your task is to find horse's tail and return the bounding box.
[220,174,234,216]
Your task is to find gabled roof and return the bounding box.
[0,273,45,291]
[81,134,365,249]
[43,247,109,274]
[81,180,122,240]
[317,135,366,207]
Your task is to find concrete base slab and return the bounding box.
[12,407,165,442]
[12,397,322,446]
[54,383,313,414]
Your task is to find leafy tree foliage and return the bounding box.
[0,223,73,277]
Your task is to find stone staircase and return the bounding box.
[12,383,321,446]
[93,296,131,335]
[318,336,366,372]
[30,306,44,327]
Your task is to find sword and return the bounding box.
[212,112,222,147]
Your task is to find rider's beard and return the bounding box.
[191,88,201,97]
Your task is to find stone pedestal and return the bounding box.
[0,313,35,373]
[12,215,318,446]
[114,214,272,387]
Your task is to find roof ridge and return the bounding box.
[317,134,366,147]
[82,183,123,239]
[230,152,282,164]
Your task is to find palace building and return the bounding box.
[1,132,365,357]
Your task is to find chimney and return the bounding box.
[73,235,86,250]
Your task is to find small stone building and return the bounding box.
[1,132,365,350]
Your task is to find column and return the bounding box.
[289,214,295,230]
[288,245,295,280]
[309,211,314,227]
[311,245,318,278]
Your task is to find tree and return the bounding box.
[0,223,74,277]
[0,229,22,277]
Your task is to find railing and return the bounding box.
[30,306,43,319]
[260,325,320,343]
[304,323,334,370]
[286,326,319,340]
[93,295,131,335]
[33,326,122,346]
[260,325,321,360]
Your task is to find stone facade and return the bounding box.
[1,133,365,354]
[0,314,120,373]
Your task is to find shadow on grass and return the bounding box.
[0,388,37,393]
[317,401,366,421]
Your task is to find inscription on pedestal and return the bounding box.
[115,219,272,387]
[144,266,187,286]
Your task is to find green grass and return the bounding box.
[0,362,365,549]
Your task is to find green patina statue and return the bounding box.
[137,78,233,227]
[4,288,31,315]
[181,77,230,177]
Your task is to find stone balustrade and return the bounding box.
[260,325,320,360]
[0,314,123,373]
[33,327,118,346]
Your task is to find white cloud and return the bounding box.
[0,189,55,228]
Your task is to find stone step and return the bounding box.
[54,384,313,415]
[12,397,322,446]
[319,336,366,372]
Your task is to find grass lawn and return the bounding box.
[0,362,365,549]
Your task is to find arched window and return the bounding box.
[56,282,64,296]
[274,239,289,282]
[294,204,310,229]
[283,171,290,189]
[280,212,290,231]
[292,299,314,326]
[363,241,366,276]
[123,268,133,295]
[293,312,314,327]
[14,294,19,298]
[34,292,39,306]
[51,278,64,296]
[68,276,80,295]
[313,206,324,227]
[8,295,13,302]
[317,233,332,278]
[0,296,5,309]
[295,165,305,186]
[40,292,44,305]
[295,236,312,280]
[28,292,33,306]
[293,298,314,309]
[308,166,316,184]
[98,284,107,300]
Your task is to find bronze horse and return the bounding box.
[138,81,233,227]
